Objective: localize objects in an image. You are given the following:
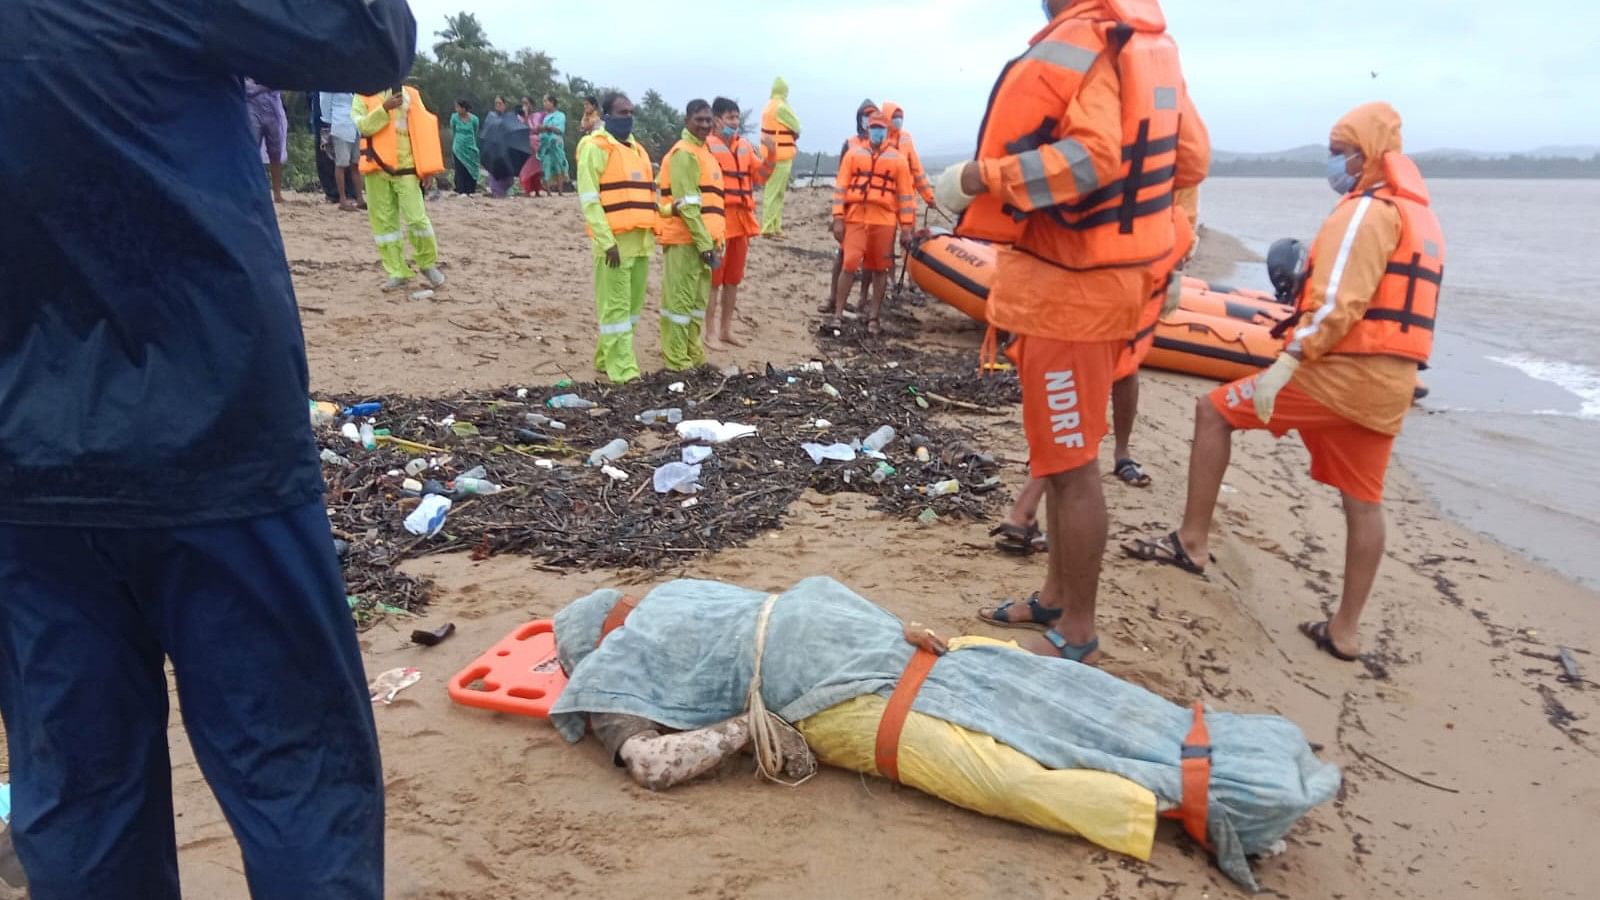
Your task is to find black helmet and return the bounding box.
[1266,238,1308,304]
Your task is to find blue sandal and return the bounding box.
[978,593,1062,631]
[1042,629,1101,663]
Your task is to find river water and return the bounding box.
[1199,178,1600,589]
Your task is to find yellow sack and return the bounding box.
[795,637,1158,861]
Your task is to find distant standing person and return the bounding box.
[760,77,801,238]
[657,99,726,370]
[484,96,517,198]
[320,88,365,210]
[580,95,602,135]
[578,92,656,383]
[539,94,570,194]
[354,85,447,293]
[451,99,480,195]
[826,110,913,336]
[1126,102,1444,665]
[519,96,545,196]
[706,96,770,349]
[245,78,287,203]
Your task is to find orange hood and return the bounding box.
[883,102,903,135]
[1331,102,1403,193]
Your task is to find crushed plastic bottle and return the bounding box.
[320,449,351,467]
[547,394,594,410]
[917,508,940,526]
[821,383,841,399]
[862,426,897,453]
[359,422,377,450]
[459,465,488,481]
[368,667,423,705]
[587,438,629,466]
[404,495,452,537]
[926,479,961,496]
[453,477,503,496]
[636,407,684,425]
[652,462,702,495]
[404,458,430,477]
[871,461,897,484]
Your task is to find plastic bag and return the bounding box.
[652,462,702,495]
[802,442,856,464]
[404,495,452,537]
[676,420,757,444]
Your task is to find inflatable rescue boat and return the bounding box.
[908,234,1290,383]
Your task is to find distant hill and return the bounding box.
[1211,145,1600,179]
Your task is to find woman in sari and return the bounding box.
[450,99,480,195]
[483,96,518,198]
[519,95,545,197]
[538,94,570,194]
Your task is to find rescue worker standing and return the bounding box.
[707,97,771,349]
[1127,102,1443,665]
[355,84,447,293]
[883,103,937,209]
[822,99,881,313]
[578,92,657,384]
[827,110,915,336]
[937,0,1209,663]
[0,0,415,896]
[658,99,726,370]
[760,77,802,239]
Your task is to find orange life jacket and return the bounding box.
[584,131,657,240]
[658,137,726,246]
[1293,152,1444,364]
[1132,206,1196,346]
[357,87,445,180]
[761,99,799,162]
[707,134,765,211]
[958,0,1183,269]
[831,143,915,227]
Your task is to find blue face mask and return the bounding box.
[721,124,737,140]
[892,116,904,130]
[605,114,633,144]
[1327,152,1359,194]
[869,126,887,146]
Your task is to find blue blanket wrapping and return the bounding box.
[551,577,1340,890]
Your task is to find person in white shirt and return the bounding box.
[319,90,364,210]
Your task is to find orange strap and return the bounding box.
[597,594,639,646]
[1160,702,1213,850]
[873,647,940,783]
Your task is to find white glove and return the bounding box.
[1161,274,1184,318]
[1253,354,1300,424]
[936,162,978,214]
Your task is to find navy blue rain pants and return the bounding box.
[0,502,382,899]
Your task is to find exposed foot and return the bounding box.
[721,331,746,348]
[1122,530,1208,576]
[273,193,286,204]
[1300,620,1360,662]
[339,200,359,212]
[422,267,446,289]
[1112,458,1153,488]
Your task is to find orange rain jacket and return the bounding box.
[708,131,770,239]
[832,116,916,229]
[960,0,1209,343]
[882,103,936,205]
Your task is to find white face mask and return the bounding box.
[1042,0,1056,19]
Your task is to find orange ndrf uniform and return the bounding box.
[832,124,915,274]
[708,131,769,287]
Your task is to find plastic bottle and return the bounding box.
[547,394,594,410]
[320,449,351,467]
[458,465,487,481]
[587,438,629,466]
[342,402,382,417]
[359,422,377,450]
[453,477,503,496]
[310,400,339,428]
[404,458,429,477]
[927,479,960,496]
[871,461,897,484]
[341,422,362,445]
[821,383,841,399]
[636,408,684,425]
[526,412,568,431]
[862,426,897,453]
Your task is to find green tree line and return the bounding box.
[1211,155,1600,179]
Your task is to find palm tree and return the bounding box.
[433,12,489,56]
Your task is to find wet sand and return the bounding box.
[7,190,1599,899]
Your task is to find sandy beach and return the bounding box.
[8,188,1598,899]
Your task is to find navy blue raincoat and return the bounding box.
[0,0,416,527]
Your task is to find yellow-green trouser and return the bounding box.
[364,172,438,279]
[761,159,793,235]
[592,252,649,383]
[660,244,709,371]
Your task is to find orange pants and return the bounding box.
[713,235,749,287]
[1114,293,1163,381]
[1011,336,1120,478]
[841,223,895,273]
[1210,376,1395,503]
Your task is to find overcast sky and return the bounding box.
[408,0,1595,156]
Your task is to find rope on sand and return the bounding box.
[747,593,818,787]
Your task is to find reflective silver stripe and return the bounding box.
[579,191,601,203]
[689,309,706,320]
[1052,137,1099,197]
[598,321,633,336]
[1017,150,1055,209]
[410,225,434,237]
[679,195,702,206]
[1153,86,1178,110]
[630,314,641,326]
[661,310,692,325]
[374,231,404,245]
[1023,39,1097,74]
[1290,195,1373,353]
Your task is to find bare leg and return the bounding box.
[705,285,725,349]
[824,252,844,313]
[269,161,285,203]
[1175,396,1234,562]
[829,266,856,316]
[618,717,752,791]
[1005,477,1048,530]
[348,166,364,205]
[1327,493,1385,655]
[1111,374,1139,461]
[720,284,745,346]
[866,272,889,329]
[1018,462,1106,660]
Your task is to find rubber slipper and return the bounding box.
[1299,620,1360,662]
[1122,531,1208,576]
[1112,458,1152,488]
[978,592,1061,631]
[990,523,1042,556]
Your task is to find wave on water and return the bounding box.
[1486,354,1600,419]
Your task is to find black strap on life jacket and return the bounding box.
[362,137,416,178]
[1369,253,1444,333]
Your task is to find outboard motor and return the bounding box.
[1266,237,1309,305]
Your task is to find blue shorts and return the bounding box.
[0,502,383,899]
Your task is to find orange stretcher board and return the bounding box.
[448,619,568,718]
